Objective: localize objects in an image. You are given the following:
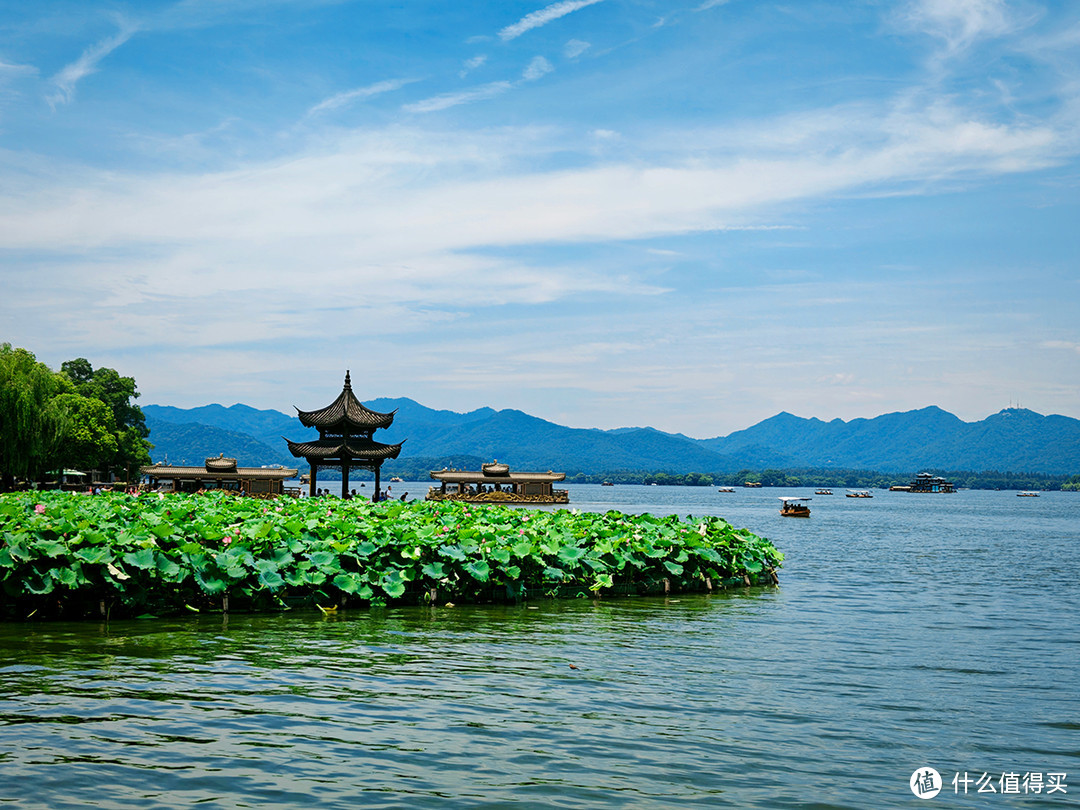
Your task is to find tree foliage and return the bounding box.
[60,357,152,477]
[48,393,119,472]
[0,346,151,489]
[0,345,73,490]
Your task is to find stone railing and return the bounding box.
[426,488,570,504]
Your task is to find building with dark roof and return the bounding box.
[140,455,297,495]
[285,371,403,499]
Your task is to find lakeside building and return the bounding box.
[285,371,403,500]
[428,462,568,504]
[140,456,297,495]
[890,472,956,493]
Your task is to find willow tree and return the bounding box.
[0,344,72,491]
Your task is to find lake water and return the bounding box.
[1,486,1077,808]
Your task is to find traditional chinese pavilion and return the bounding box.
[285,371,403,499]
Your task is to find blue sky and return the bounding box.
[1,0,1078,438]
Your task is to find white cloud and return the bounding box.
[307,78,419,117]
[1042,340,1080,354]
[402,81,512,113]
[0,96,1063,264]
[47,25,136,108]
[498,0,604,42]
[899,0,1017,54]
[563,39,590,58]
[523,56,554,81]
[459,55,487,78]
[0,60,37,77]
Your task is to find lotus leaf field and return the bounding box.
[0,491,783,620]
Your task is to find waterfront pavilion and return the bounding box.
[285,371,403,499]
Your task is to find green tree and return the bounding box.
[61,358,152,479]
[0,344,73,490]
[47,393,119,473]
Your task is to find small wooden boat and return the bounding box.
[717,486,735,493]
[779,497,811,517]
[601,481,614,486]
[815,489,833,495]
[846,489,873,498]
[1017,491,1040,497]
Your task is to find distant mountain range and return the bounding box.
[142,401,1080,476]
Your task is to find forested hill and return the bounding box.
[142,402,1080,476]
[697,407,1080,474]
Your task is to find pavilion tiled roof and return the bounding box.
[295,371,395,432]
[140,464,298,480]
[285,437,403,461]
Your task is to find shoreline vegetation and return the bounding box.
[310,464,1080,492]
[0,491,783,621]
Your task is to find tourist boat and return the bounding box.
[717,486,735,493]
[1017,491,1040,497]
[846,489,873,498]
[390,477,403,483]
[779,497,811,517]
[815,489,833,495]
[601,481,614,486]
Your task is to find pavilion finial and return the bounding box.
[344,369,352,390]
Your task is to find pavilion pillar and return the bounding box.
[342,463,350,499]
[309,464,318,497]
[374,465,381,502]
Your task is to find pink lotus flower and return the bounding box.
[223,537,232,546]
[34,504,46,514]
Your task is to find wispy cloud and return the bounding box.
[563,39,590,58]
[899,0,1018,54]
[459,55,487,78]
[523,56,554,81]
[47,24,137,108]
[0,60,38,77]
[1042,340,1080,355]
[307,78,419,117]
[498,0,604,42]
[403,81,513,113]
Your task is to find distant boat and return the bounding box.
[744,482,763,488]
[780,497,811,517]
[815,489,833,495]
[390,477,403,482]
[846,490,873,498]
[717,486,735,493]
[1017,491,1040,497]
[601,481,614,486]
